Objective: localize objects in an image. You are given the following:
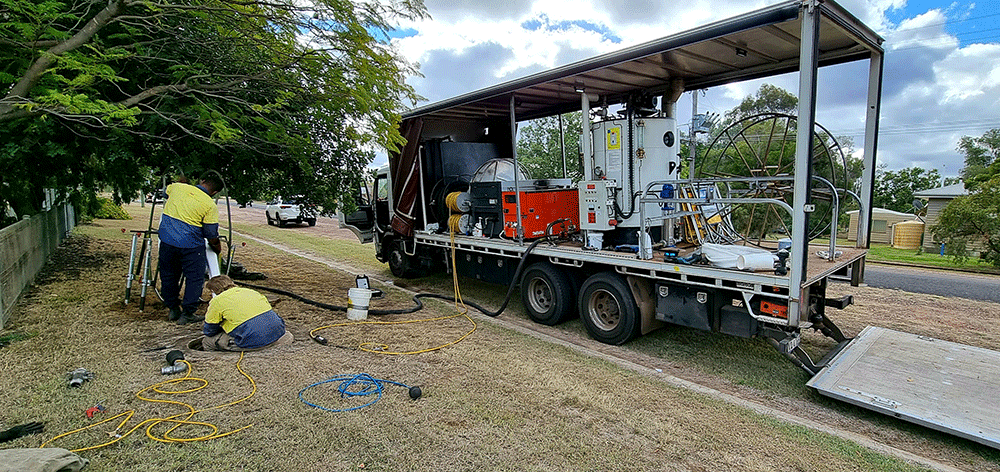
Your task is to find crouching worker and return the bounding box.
[200,275,293,351]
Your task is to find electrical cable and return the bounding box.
[272,228,550,354]
[298,373,419,413]
[40,352,256,452]
[240,237,548,319]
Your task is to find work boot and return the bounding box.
[176,309,204,326]
[167,306,182,322]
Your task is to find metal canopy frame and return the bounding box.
[402,0,883,125]
[400,0,884,328]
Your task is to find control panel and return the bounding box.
[578,180,617,231]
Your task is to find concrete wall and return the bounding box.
[1,204,76,328]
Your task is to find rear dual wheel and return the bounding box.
[520,262,575,325]
[579,272,640,345]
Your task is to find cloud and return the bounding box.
[385,0,998,176]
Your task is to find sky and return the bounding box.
[378,0,1000,180]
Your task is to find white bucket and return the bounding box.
[347,288,374,320]
[586,232,604,250]
[737,253,777,271]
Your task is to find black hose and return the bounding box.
[236,236,550,318]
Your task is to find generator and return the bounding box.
[501,188,579,239]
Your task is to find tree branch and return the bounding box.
[0,0,127,120]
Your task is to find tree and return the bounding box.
[0,0,426,226]
[933,128,1000,266]
[957,128,1000,188]
[723,84,798,123]
[932,177,1000,266]
[516,113,583,181]
[872,165,942,213]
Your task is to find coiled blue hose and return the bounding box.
[298,373,416,412]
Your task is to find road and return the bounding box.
[855,263,1000,303]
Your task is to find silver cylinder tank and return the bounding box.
[590,116,680,228]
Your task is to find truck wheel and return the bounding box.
[266,212,274,226]
[277,217,287,228]
[520,262,574,325]
[579,272,640,345]
[388,243,421,279]
[307,218,317,226]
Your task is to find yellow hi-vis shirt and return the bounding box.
[159,182,220,248]
[204,287,273,333]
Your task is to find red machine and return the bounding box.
[501,188,579,239]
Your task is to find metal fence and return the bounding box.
[1,204,76,328]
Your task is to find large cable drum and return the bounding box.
[695,113,849,244]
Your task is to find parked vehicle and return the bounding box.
[338,0,1000,449]
[266,197,316,227]
[145,190,167,203]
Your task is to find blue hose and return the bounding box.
[298,373,414,412]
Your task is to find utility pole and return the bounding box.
[689,90,699,178]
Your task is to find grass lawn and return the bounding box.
[0,212,963,472]
[866,243,1000,273]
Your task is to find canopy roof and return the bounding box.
[403,0,883,124]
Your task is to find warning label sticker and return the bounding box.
[607,126,621,150]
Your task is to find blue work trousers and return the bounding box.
[159,242,207,313]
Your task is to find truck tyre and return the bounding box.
[266,212,274,226]
[388,242,421,279]
[579,272,640,345]
[520,262,575,325]
[307,218,317,226]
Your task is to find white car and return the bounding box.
[265,197,317,227]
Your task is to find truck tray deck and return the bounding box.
[808,326,1000,449]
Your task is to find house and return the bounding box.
[846,207,920,244]
[913,183,976,254]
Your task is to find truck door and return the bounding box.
[338,182,375,243]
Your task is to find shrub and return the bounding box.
[88,197,132,220]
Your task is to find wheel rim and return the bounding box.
[587,288,620,331]
[526,276,553,314]
[389,249,404,272]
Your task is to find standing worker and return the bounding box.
[200,275,292,351]
[159,173,223,325]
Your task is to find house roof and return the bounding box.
[913,183,967,199]
[846,207,917,217]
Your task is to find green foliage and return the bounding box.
[958,128,1000,187]
[933,128,1000,267]
[516,113,583,181]
[872,165,941,213]
[932,176,1000,267]
[87,196,132,220]
[723,84,798,122]
[0,0,428,227]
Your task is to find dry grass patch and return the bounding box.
[0,218,937,471]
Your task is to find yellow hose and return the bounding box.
[40,352,256,452]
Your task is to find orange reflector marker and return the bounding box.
[760,300,788,319]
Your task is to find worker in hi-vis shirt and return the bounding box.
[200,275,292,351]
[158,173,223,325]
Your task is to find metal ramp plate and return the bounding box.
[807,326,1000,449]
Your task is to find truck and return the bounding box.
[342,0,1000,449]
